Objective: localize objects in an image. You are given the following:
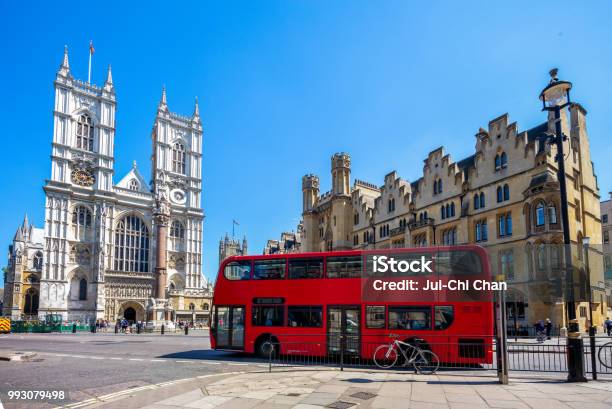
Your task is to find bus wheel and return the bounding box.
[255,335,278,358]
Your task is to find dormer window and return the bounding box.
[76,114,94,151]
[128,179,139,191]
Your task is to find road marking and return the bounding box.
[151,359,166,362]
[176,360,195,363]
[228,363,248,366]
[88,356,103,360]
[200,361,221,365]
[110,357,122,360]
[128,358,144,361]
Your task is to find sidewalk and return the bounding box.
[124,370,612,409]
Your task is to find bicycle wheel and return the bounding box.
[373,344,398,369]
[413,350,439,375]
[598,342,612,369]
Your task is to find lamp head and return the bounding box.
[539,68,572,109]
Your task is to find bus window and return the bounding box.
[253,259,286,280]
[289,258,323,279]
[326,256,362,278]
[224,261,251,280]
[366,306,385,329]
[388,306,431,330]
[436,251,482,275]
[288,306,323,327]
[252,305,284,326]
[435,305,454,330]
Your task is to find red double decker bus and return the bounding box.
[210,246,493,365]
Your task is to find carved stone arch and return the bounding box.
[168,273,185,291]
[117,300,146,323]
[71,107,100,126]
[113,210,152,231]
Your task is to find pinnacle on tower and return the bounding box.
[193,96,200,120]
[62,45,70,69]
[158,85,168,112]
[105,65,113,85]
[58,45,71,77]
[22,213,29,229]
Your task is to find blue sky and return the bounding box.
[1,1,611,283]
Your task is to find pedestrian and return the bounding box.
[545,318,552,340]
[605,317,612,336]
[534,320,545,342]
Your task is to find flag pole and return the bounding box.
[88,40,94,84]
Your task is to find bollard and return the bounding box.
[137,323,141,334]
[114,324,118,334]
[339,334,344,371]
[72,323,76,333]
[161,324,165,335]
[185,326,189,335]
[589,326,597,380]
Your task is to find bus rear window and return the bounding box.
[254,259,286,280]
[224,261,251,280]
[388,306,431,330]
[289,258,323,279]
[326,256,362,278]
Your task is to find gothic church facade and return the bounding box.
[3,47,212,324]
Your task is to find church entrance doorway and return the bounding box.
[124,307,136,323]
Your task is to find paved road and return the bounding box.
[0,332,265,408]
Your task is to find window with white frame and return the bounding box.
[113,215,150,272]
[76,114,94,151]
[172,142,186,174]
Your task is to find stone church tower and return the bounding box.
[3,46,211,324]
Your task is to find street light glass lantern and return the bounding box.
[582,236,591,246]
[539,68,572,109]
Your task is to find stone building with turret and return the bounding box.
[2,46,212,324]
[300,74,606,329]
[219,234,248,265]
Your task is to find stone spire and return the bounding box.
[192,96,200,122]
[103,64,114,93]
[58,45,71,77]
[105,65,113,85]
[158,85,168,113]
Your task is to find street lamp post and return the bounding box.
[539,68,587,382]
[583,236,597,380]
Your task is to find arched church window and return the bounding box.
[72,206,92,228]
[24,288,39,315]
[79,278,87,300]
[128,179,139,191]
[113,215,150,272]
[72,205,92,239]
[76,114,94,151]
[189,303,195,311]
[33,251,43,270]
[170,220,185,239]
[172,142,186,174]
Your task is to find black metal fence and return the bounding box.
[260,332,612,380]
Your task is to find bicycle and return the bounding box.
[598,341,612,370]
[373,334,440,374]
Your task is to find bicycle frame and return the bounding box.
[389,339,423,365]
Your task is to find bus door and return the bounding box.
[327,306,360,356]
[215,306,245,349]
